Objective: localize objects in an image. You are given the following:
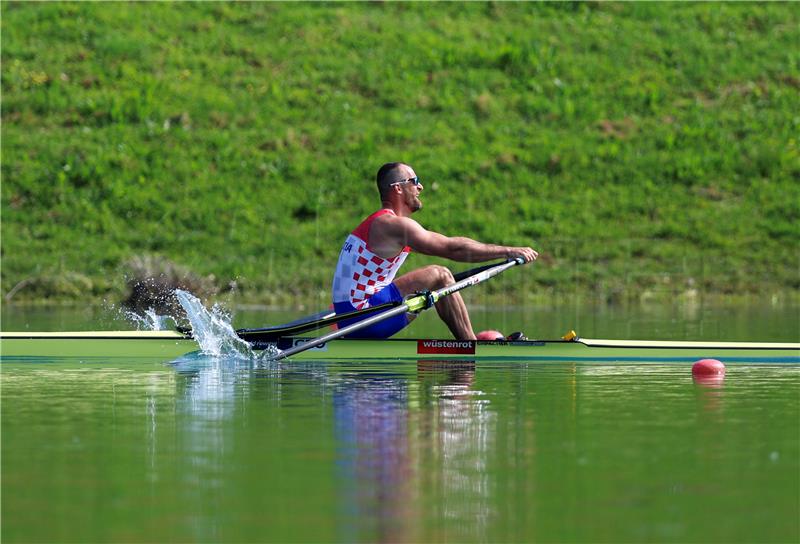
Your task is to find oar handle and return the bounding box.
[452,257,524,282]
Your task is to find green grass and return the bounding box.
[2,2,799,306]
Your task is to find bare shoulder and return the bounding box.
[373,213,423,234]
[368,214,430,257]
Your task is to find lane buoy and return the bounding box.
[692,358,726,376]
[476,330,504,341]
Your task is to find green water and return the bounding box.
[2,304,799,543]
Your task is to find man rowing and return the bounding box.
[332,162,538,340]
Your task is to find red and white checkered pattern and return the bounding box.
[332,210,410,309]
[348,244,407,308]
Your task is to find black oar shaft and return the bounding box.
[236,301,400,341]
[453,261,502,282]
[273,304,411,360]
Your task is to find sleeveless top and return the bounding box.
[332,209,411,309]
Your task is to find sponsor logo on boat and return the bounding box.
[291,339,328,352]
[417,339,476,355]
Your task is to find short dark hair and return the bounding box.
[376,162,407,199]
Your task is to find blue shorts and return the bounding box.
[333,283,410,339]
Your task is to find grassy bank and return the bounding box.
[2,2,798,307]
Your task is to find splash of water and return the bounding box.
[175,289,254,359]
[124,308,174,331]
[174,289,282,362]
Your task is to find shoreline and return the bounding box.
[3,289,799,309]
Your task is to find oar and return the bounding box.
[271,257,526,361]
[236,302,400,342]
[234,261,511,342]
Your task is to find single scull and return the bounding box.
[1,330,797,363]
[2,258,797,363]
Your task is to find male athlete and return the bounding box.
[332,162,538,340]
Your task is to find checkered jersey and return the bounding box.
[332,210,410,309]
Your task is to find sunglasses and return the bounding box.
[389,176,421,187]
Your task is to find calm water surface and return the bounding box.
[2,304,799,542]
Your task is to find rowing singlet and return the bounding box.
[332,209,410,310]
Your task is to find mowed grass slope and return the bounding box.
[2,2,798,305]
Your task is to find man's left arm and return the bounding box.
[399,218,538,263]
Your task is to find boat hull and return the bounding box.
[1,332,798,363]
[0,331,197,359]
[272,337,800,363]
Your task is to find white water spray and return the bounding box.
[124,308,174,331]
[175,289,254,359]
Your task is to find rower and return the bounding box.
[331,162,538,340]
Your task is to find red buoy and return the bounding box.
[476,330,504,341]
[692,358,726,376]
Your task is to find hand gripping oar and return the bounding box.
[271,257,526,361]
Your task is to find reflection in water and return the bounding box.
[175,356,237,541]
[170,354,280,541]
[693,374,726,419]
[417,361,494,541]
[332,373,415,542]
[692,375,725,388]
[327,360,497,542]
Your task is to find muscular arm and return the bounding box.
[372,215,537,263]
[413,230,513,262]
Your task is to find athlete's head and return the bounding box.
[376,162,423,212]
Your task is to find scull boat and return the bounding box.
[2,259,797,363]
[1,330,798,363]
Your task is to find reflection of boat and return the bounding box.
[2,331,798,363]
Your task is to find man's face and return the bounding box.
[396,166,423,212]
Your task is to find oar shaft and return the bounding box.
[408,257,523,312]
[236,262,509,342]
[273,303,410,360]
[452,261,505,282]
[237,301,400,341]
[271,257,526,361]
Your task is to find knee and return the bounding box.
[430,265,455,288]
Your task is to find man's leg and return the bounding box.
[393,265,476,340]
